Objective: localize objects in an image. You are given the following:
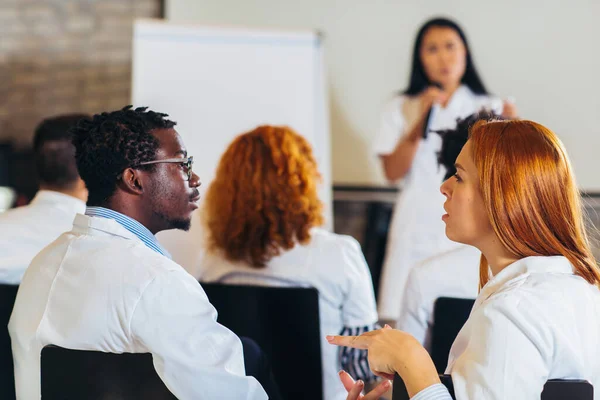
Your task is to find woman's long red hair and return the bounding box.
[469,120,600,288]
[203,125,323,267]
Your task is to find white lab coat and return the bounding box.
[8,214,267,400]
[447,256,600,399]
[0,190,86,284]
[397,245,480,350]
[374,85,502,320]
[199,228,379,400]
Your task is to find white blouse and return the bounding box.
[397,245,480,350]
[447,256,600,399]
[199,228,379,400]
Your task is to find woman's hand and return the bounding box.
[327,325,440,398]
[419,87,449,115]
[339,370,391,400]
[403,86,448,143]
[501,99,518,119]
[380,86,448,182]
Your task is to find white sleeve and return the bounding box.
[372,96,407,156]
[130,270,268,400]
[396,265,430,348]
[339,236,379,327]
[411,383,454,400]
[450,294,550,400]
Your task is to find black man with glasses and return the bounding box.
[9,106,271,400]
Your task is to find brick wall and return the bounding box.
[0,0,162,147]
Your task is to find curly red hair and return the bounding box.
[203,125,324,267]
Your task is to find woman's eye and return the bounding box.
[454,173,462,182]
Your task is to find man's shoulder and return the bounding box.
[52,232,186,279]
[0,204,36,224]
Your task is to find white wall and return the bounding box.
[166,0,600,191]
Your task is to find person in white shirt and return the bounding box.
[199,125,380,400]
[374,17,519,321]
[398,246,479,351]
[0,114,89,284]
[9,106,268,400]
[330,119,600,399]
[397,112,500,349]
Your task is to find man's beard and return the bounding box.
[153,209,191,231]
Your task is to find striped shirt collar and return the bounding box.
[85,206,171,259]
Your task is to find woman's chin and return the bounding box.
[444,227,460,243]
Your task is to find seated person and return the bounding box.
[330,119,600,399]
[9,106,267,400]
[0,115,88,284]
[199,125,379,400]
[398,246,479,350]
[397,112,499,349]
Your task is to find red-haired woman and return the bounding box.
[199,126,379,400]
[329,120,600,399]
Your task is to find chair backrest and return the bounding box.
[539,380,594,400]
[0,284,19,400]
[40,346,176,400]
[201,283,323,400]
[392,374,594,400]
[430,297,475,373]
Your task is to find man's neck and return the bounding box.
[100,199,162,235]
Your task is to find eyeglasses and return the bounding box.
[137,156,194,181]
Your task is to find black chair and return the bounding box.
[430,297,475,373]
[0,142,14,187]
[0,284,19,400]
[392,373,593,400]
[201,283,323,400]
[40,346,176,400]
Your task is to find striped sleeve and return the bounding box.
[411,384,453,400]
[338,324,379,383]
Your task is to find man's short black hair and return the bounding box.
[34,114,90,188]
[72,105,176,206]
[436,110,503,180]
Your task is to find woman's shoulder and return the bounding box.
[302,229,368,273]
[382,93,421,113]
[308,228,362,253]
[474,267,600,330]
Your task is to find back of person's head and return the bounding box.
[469,120,600,288]
[203,125,324,267]
[436,110,501,180]
[71,106,176,206]
[33,114,89,189]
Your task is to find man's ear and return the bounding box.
[118,168,144,195]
